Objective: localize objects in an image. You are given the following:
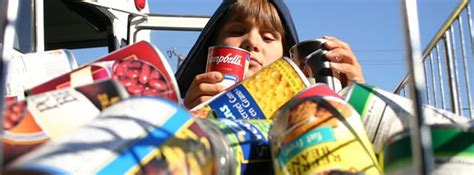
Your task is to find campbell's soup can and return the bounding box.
[207,46,250,89]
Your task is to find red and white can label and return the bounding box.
[207,46,250,89]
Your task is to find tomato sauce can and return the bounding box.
[207,46,250,89]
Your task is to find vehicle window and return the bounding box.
[13,0,35,53]
[72,29,200,70]
[71,46,108,65]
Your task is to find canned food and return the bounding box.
[382,124,474,174]
[341,83,471,152]
[1,79,128,163]
[27,41,180,102]
[192,57,310,120]
[4,97,232,174]
[207,46,250,89]
[5,97,278,174]
[203,118,273,174]
[290,39,342,92]
[271,84,381,174]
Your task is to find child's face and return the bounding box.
[215,17,284,77]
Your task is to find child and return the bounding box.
[176,0,365,109]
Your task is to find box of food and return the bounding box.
[191,57,310,120]
[27,41,180,102]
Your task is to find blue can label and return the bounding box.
[209,85,265,119]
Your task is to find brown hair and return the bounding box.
[216,0,286,46]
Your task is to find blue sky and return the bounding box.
[73,0,459,92]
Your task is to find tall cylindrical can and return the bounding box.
[4,97,277,175]
[1,79,129,164]
[271,84,381,174]
[198,118,274,175]
[207,46,250,89]
[290,39,342,92]
[4,97,234,174]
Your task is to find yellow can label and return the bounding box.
[200,58,309,120]
[273,96,381,175]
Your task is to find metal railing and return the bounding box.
[395,0,474,119]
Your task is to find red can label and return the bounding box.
[207,46,250,89]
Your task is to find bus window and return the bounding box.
[13,0,35,53]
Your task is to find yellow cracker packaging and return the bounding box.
[191,57,310,120]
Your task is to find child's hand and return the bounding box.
[323,36,365,87]
[183,71,225,109]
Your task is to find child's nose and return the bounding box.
[242,34,260,52]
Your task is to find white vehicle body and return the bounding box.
[0,0,209,100]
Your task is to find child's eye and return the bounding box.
[226,29,245,36]
[263,33,276,42]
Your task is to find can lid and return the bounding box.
[289,38,328,52]
[208,45,250,53]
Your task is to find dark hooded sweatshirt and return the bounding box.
[175,0,299,98]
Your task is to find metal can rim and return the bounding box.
[208,45,250,54]
[289,38,328,54]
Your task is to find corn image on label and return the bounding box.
[207,58,309,120]
[211,119,272,174]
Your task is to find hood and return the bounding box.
[175,0,299,97]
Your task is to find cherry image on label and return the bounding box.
[111,59,172,98]
[3,101,27,130]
